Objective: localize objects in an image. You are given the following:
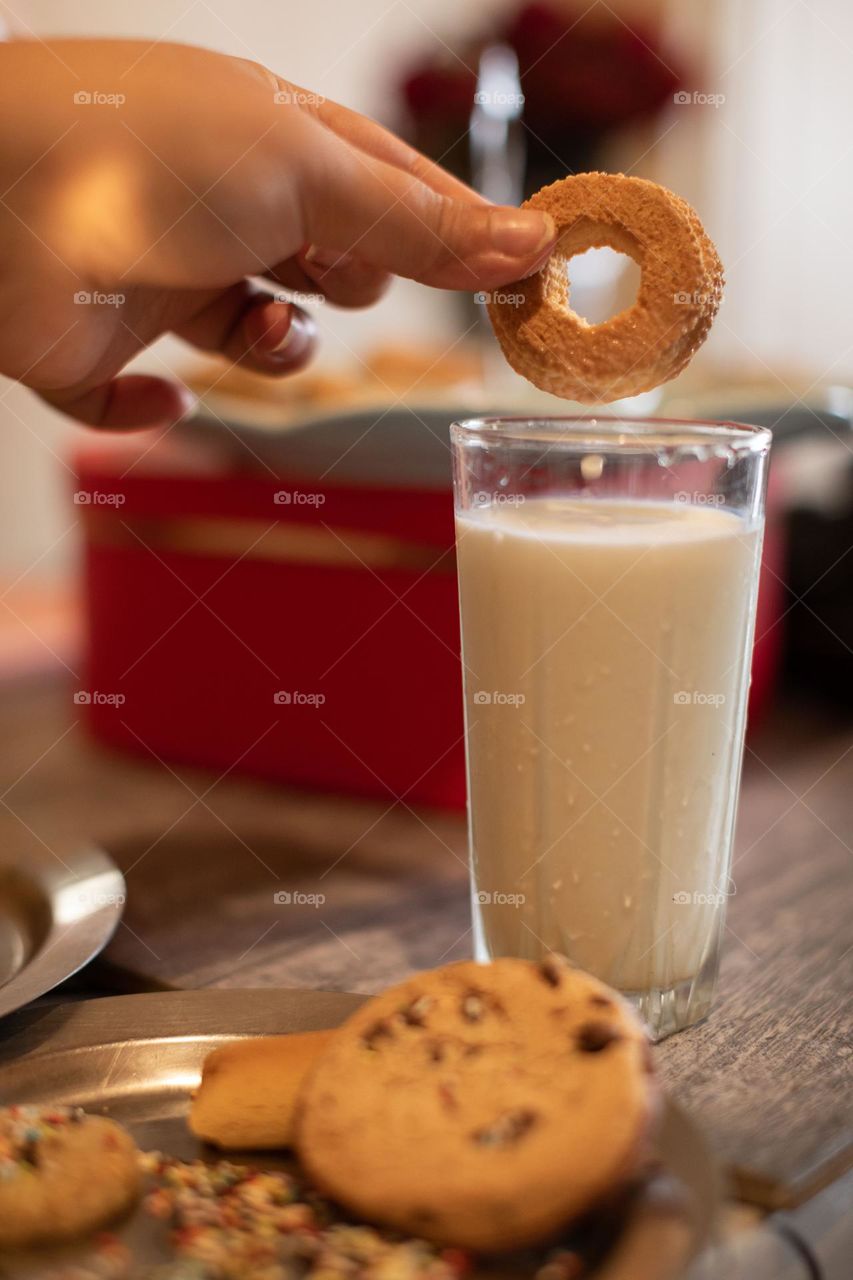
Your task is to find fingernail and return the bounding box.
[519,240,559,280]
[489,209,556,257]
[303,245,354,271]
[175,385,198,418]
[270,316,299,353]
[269,310,314,356]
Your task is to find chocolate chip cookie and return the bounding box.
[0,1105,141,1248]
[296,956,657,1252]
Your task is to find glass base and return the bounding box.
[473,896,721,1042]
[625,968,716,1042]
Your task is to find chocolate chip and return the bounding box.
[461,992,485,1022]
[576,1022,623,1053]
[363,1019,394,1050]
[427,1040,445,1064]
[473,1109,537,1146]
[21,1137,41,1167]
[401,995,432,1027]
[539,954,569,987]
[438,1083,457,1112]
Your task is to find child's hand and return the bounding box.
[0,40,556,428]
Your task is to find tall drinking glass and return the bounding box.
[451,417,771,1039]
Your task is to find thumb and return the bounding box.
[297,124,557,291]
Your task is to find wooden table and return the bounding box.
[1,674,851,1270]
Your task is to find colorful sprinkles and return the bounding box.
[0,1104,85,1179]
[138,1151,473,1280]
[2,1109,588,1279]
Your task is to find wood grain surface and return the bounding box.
[0,675,850,1208]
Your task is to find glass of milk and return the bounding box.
[451,417,771,1039]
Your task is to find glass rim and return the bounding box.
[450,415,773,454]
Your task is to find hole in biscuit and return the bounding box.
[565,247,641,325]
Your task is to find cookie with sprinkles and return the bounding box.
[0,1104,141,1248]
[296,956,658,1252]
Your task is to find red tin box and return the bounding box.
[72,408,782,811]
[72,408,468,809]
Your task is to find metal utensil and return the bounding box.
[0,845,124,1018]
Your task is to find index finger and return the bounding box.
[285,81,488,207]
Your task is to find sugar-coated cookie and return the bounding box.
[0,1105,140,1248]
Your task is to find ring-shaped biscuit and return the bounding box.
[487,173,723,404]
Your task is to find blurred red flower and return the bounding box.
[400,2,686,188]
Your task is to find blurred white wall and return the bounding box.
[661,0,853,388]
[1,0,852,579]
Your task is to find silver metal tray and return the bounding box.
[0,990,722,1278]
[0,846,125,1018]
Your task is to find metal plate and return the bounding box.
[0,846,125,1018]
[186,402,498,488]
[0,990,721,1278]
